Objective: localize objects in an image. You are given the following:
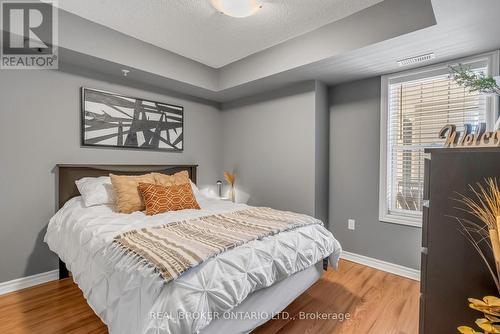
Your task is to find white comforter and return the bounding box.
[44,197,341,334]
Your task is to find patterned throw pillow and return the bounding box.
[138,182,201,216]
[152,171,190,187]
[110,173,156,213]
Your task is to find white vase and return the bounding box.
[230,186,236,203]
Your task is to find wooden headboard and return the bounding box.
[57,164,198,209]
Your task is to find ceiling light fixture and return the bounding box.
[397,53,435,67]
[211,0,262,18]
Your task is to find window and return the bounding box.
[380,53,499,227]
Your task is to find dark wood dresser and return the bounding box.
[420,148,500,334]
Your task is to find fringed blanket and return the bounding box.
[112,207,321,282]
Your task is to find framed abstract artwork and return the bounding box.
[81,88,184,151]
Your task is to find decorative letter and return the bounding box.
[439,124,457,148]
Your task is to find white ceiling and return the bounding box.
[54,0,500,102]
[212,0,500,99]
[216,0,500,101]
[56,0,383,68]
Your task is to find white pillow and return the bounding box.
[75,176,115,207]
[190,180,204,201]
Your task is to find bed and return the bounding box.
[45,164,342,334]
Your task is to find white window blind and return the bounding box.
[380,54,497,227]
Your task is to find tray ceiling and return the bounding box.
[55,0,383,68]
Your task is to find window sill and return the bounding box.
[379,213,422,228]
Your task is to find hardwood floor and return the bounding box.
[0,260,419,334]
[255,260,419,334]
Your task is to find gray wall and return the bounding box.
[221,82,319,216]
[221,81,330,226]
[329,77,421,270]
[0,71,423,284]
[314,81,330,227]
[0,67,223,283]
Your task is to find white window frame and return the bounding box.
[379,51,499,227]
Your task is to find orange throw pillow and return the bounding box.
[138,182,201,216]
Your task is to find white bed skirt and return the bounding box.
[202,261,323,334]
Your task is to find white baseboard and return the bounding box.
[0,253,419,296]
[0,270,59,296]
[341,251,420,281]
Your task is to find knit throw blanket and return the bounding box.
[112,207,320,283]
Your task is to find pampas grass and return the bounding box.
[224,172,235,186]
[457,178,500,230]
[455,178,500,294]
[224,171,236,202]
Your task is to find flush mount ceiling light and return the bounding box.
[211,0,262,18]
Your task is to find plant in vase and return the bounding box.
[450,64,500,96]
[224,171,236,203]
[455,178,500,333]
[450,64,500,130]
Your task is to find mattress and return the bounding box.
[44,196,341,334]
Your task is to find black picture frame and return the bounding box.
[80,87,184,152]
